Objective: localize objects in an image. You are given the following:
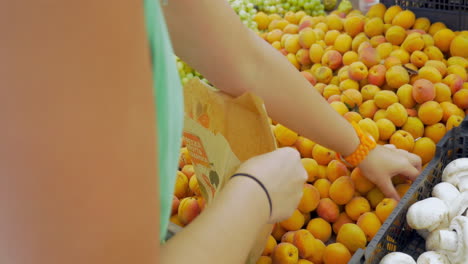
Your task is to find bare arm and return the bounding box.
[0,2,158,263]
[163,0,360,156]
[163,0,422,199]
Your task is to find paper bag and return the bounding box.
[182,78,276,263]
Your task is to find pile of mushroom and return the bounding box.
[380,158,468,264]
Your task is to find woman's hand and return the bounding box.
[359,144,423,200]
[236,147,308,223]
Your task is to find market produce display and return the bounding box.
[379,158,468,264]
[171,2,468,264]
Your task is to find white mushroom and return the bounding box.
[432,182,460,205]
[448,192,468,221]
[442,158,468,192]
[416,251,450,264]
[439,216,468,264]
[380,252,417,264]
[426,229,444,251]
[407,197,450,232]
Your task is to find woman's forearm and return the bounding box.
[246,31,360,156]
[163,0,359,156]
[161,177,270,264]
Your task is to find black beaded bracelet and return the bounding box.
[231,173,273,217]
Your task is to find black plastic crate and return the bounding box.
[349,116,468,264]
[380,0,468,30]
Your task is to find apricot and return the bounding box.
[384,56,402,69]
[171,195,180,216]
[422,34,435,48]
[298,28,316,49]
[375,198,398,223]
[329,176,355,205]
[280,209,305,231]
[298,184,321,213]
[333,34,352,54]
[344,111,363,123]
[390,130,415,152]
[424,46,444,61]
[352,33,370,52]
[450,35,468,57]
[392,10,415,29]
[295,137,315,159]
[347,61,368,81]
[365,17,385,37]
[434,28,456,53]
[262,235,278,256]
[312,144,335,166]
[257,256,273,264]
[433,83,452,104]
[401,32,425,53]
[274,124,299,146]
[375,118,396,141]
[317,198,340,222]
[322,50,343,71]
[453,89,468,109]
[339,79,359,91]
[272,243,299,264]
[414,17,430,32]
[189,174,201,196]
[418,101,443,125]
[357,212,382,241]
[373,109,387,122]
[429,21,447,36]
[307,218,332,243]
[447,56,468,69]
[323,243,352,264]
[447,115,464,131]
[443,74,464,94]
[174,171,189,199]
[412,78,436,104]
[441,101,465,122]
[309,43,324,64]
[272,224,288,241]
[386,103,408,127]
[286,53,300,69]
[385,25,406,45]
[359,46,380,68]
[412,137,436,164]
[344,15,364,37]
[342,51,359,66]
[397,84,416,109]
[267,29,284,44]
[396,183,411,198]
[314,179,331,199]
[386,65,409,89]
[315,66,333,84]
[281,231,296,243]
[402,117,425,139]
[283,24,299,35]
[358,99,378,119]
[384,5,402,24]
[337,223,367,252]
[419,66,443,83]
[359,118,380,141]
[178,197,201,225]
[390,49,410,64]
[305,239,326,264]
[367,187,385,209]
[376,42,393,60]
[324,29,340,46]
[345,196,371,221]
[426,60,447,76]
[374,90,399,109]
[361,85,381,101]
[341,89,363,108]
[410,51,428,68]
[424,123,446,143]
[447,65,467,81]
[318,165,328,179]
